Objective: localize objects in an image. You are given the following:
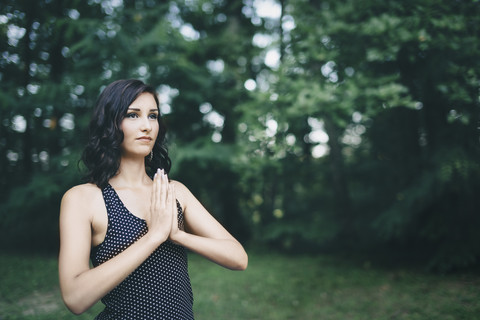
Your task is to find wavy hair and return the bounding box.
[82,79,171,188]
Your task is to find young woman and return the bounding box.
[58,79,248,319]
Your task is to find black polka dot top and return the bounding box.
[90,184,194,319]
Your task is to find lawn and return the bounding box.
[0,251,478,319]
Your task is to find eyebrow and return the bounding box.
[127,108,159,112]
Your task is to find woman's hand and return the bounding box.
[146,169,173,245]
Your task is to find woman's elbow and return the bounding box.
[232,251,248,271]
[61,292,89,315]
[241,253,248,270]
[69,306,87,316]
[236,259,248,271]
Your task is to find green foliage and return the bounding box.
[0,0,260,248]
[1,0,479,271]
[236,0,480,270]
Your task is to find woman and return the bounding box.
[58,79,248,319]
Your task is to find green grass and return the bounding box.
[0,251,479,319]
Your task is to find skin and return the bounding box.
[58,93,248,315]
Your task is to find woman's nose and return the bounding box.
[141,116,152,132]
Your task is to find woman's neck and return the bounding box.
[109,156,151,188]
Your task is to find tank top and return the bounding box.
[90,184,194,319]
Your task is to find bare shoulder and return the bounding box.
[170,179,189,192]
[62,183,102,203]
[61,183,104,219]
[170,180,193,208]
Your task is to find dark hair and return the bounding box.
[82,79,171,188]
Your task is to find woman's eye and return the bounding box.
[125,113,138,118]
[149,113,158,120]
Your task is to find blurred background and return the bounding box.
[0,0,480,318]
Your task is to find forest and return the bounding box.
[1,0,479,274]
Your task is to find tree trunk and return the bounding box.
[323,115,353,234]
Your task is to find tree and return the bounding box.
[0,0,262,249]
[0,0,109,250]
[240,0,480,270]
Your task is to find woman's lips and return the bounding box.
[136,136,152,142]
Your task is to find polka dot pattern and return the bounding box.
[90,184,194,319]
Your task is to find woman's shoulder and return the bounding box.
[170,179,187,189]
[170,179,190,196]
[60,183,105,222]
[170,179,192,208]
[62,183,103,207]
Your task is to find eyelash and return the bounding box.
[125,113,138,118]
[125,113,158,119]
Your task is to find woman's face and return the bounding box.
[120,92,159,158]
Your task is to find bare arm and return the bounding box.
[169,181,248,271]
[58,172,173,314]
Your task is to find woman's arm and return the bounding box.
[58,172,173,314]
[169,180,248,271]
